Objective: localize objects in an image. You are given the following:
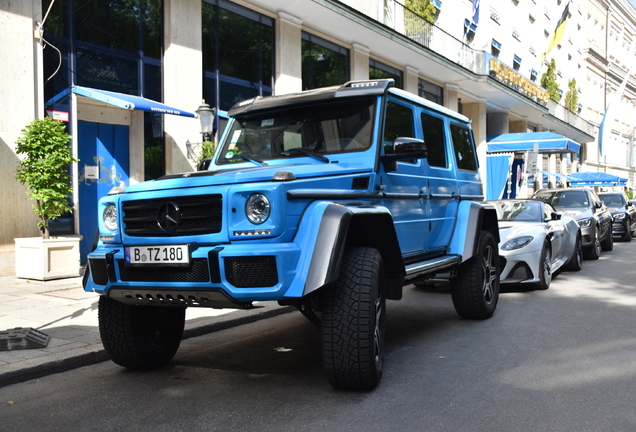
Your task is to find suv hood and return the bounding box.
[124,162,374,194]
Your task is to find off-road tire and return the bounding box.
[98,296,185,369]
[452,230,500,319]
[535,242,552,290]
[566,232,583,271]
[321,247,386,390]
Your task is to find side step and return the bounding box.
[404,255,460,281]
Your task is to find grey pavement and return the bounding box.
[0,275,294,388]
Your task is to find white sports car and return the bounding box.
[489,199,583,290]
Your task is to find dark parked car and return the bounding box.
[533,187,613,260]
[599,191,636,242]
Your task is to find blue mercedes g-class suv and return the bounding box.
[84,79,500,389]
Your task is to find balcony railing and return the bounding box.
[337,0,591,134]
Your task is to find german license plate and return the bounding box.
[125,245,190,265]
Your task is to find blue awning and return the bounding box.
[487,131,581,154]
[568,172,627,186]
[48,86,196,118]
[538,170,568,179]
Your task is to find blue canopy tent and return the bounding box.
[486,154,513,199]
[568,172,627,187]
[487,131,581,154]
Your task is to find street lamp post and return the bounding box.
[195,100,215,142]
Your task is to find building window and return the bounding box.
[490,7,500,24]
[513,55,522,71]
[491,39,501,57]
[512,27,521,41]
[202,0,273,112]
[418,79,443,105]
[302,32,349,90]
[530,69,538,82]
[369,59,403,89]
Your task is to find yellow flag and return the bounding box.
[541,2,569,62]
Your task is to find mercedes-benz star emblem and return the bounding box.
[156,201,181,232]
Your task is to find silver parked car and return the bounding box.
[490,199,582,290]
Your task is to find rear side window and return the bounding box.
[384,101,414,154]
[450,123,477,171]
[420,112,447,168]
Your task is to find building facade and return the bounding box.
[2,0,634,276]
[582,0,636,185]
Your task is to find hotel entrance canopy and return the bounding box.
[48,86,196,118]
[487,131,581,154]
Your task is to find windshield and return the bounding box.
[216,97,376,165]
[493,201,543,222]
[534,190,589,209]
[600,193,625,207]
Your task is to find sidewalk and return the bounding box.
[0,275,294,387]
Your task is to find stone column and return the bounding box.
[463,99,488,192]
[444,84,459,112]
[351,43,370,81]
[275,12,302,95]
[405,66,418,95]
[487,110,509,135]
[164,0,203,174]
[509,119,528,133]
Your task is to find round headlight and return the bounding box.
[103,204,118,231]
[245,193,270,224]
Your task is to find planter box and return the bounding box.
[14,235,82,280]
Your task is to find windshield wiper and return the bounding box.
[274,148,329,163]
[226,155,268,166]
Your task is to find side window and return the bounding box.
[420,112,447,168]
[384,101,414,154]
[450,123,477,171]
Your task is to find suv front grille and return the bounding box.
[123,194,222,237]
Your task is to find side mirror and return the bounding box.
[380,137,428,172]
[197,158,212,171]
[551,212,562,220]
[594,201,602,209]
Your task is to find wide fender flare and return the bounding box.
[284,201,404,298]
[448,200,499,262]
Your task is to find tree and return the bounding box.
[15,118,78,239]
[540,58,562,102]
[565,78,579,113]
[405,0,436,23]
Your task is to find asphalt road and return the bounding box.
[2,240,636,432]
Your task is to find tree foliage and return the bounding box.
[405,0,437,23]
[198,140,217,164]
[565,78,579,113]
[15,118,78,239]
[540,59,562,102]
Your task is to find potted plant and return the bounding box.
[14,117,81,280]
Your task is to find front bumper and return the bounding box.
[579,224,596,248]
[498,248,541,284]
[611,220,629,235]
[86,242,303,307]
